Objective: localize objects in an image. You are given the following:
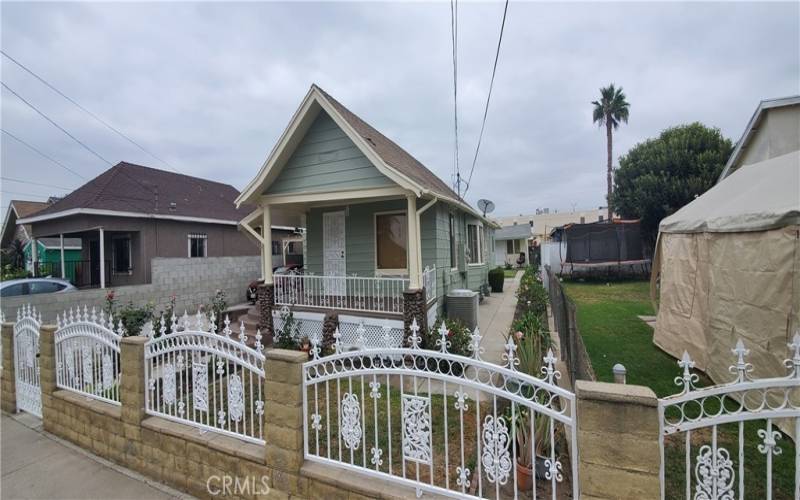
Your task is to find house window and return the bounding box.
[112,236,132,274]
[506,240,514,254]
[599,215,604,222]
[449,213,456,269]
[286,241,301,255]
[375,212,407,271]
[188,233,207,258]
[271,241,281,256]
[466,223,484,265]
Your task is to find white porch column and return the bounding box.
[59,234,66,279]
[262,205,273,285]
[31,237,39,276]
[407,194,421,289]
[99,227,105,289]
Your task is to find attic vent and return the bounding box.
[169,202,177,211]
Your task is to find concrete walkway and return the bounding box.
[478,270,523,365]
[1,413,188,500]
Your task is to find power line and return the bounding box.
[1,50,181,174]
[450,0,461,197]
[463,0,509,198]
[1,81,114,166]
[1,82,161,206]
[1,176,74,191]
[1,189,51,200]
[1,128,87,180]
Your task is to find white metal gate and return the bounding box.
[302,319,578,499]
[14,304,42,418]
[658,335,800,500]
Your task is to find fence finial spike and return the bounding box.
[209,311,217,334]
[170,313,178,334]
[310,337,320,360]
[108,312,114,329]
[408,317,421,350]
[83,304,89,322]
[676,350,698,393]
[37,309,42,324]
[255,328,263,352]
[223,314,231,337]
[436,320,451,354]
[56,313,61,329]
[502,335,519,371]
[468,326,484,360]
[730,338,752,382]
[99,309,106,327]
[159,314,167,337]
[239,319,247,343]
[356,319,366,350]
[333,327,342,354]
[786,330,800,378]
[542,348,559,383]
[69,307,75,323]
[195,309,204,331]
[90,306,97,323]
[116,318,125,337]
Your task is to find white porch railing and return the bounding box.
[275,268,438,315]
[274,273,410,314]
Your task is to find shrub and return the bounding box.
[274,307,300,350]
[488,267,505,293]
[115,301,155,336]
[1,264,29,280]
[517,267,548,318]
[423,317,472,357]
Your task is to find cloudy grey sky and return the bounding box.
[1,1,798,219]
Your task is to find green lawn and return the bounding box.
[562,280,795,499]
[503,268,520,279]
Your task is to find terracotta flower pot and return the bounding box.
[516,459,534,491]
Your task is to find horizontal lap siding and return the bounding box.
[265,112,394,195]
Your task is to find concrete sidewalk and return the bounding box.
[478,270,523,365]
[1,413,188,500]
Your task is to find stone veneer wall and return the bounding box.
[1,322,663,499]
[0,256,260,323]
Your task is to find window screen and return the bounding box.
[466,224,483,264]
[449,213,456,268]
[376,213,407,270]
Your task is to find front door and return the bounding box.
[323,211,346,296]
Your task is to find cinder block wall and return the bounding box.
[0,256,259,322]
[2,323,665,500]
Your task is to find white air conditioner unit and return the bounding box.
[446,289,478,331]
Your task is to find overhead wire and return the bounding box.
[1,128,87,180]
[450,0,461,196]
[463,0,510,198]
[1,50,181,174]
[1,176,73,191]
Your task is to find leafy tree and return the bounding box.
[610,122,733,247]
[1,239,26,269]
[592,84,630,221]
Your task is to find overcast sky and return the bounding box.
[1,1,798,220]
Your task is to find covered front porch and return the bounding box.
[240,188,437,317]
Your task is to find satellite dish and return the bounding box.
[477,199,495,217]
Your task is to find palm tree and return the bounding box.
[592,84,630,222]
[1,239,26,269]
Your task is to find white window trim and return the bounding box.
[111,235,133,275]
[373,210,409,276]
[187,233,208,258]
[466,221,485,267]
[449,212,458,272]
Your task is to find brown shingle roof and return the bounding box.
[31,162,252,222]
[12,200,49,218]
[315,86,461,201]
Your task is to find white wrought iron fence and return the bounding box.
[274,273,409,314]
[423,266,437,304]
[55,306,123,405]
[658,335,800,500]
[14,304,42,418]
[144,312,266,444]
[302,318,578,499]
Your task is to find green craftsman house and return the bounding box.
[237,85,496,341]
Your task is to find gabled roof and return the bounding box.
[2,200,50,247]
[19,162,253,225]
[718,95,800,181]
[236,84,493,224]
[12,200,49,218]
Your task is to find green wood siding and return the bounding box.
[266,111,394,195]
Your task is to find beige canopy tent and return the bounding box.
[652,150,800,387]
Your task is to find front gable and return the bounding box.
[265,111,395,195]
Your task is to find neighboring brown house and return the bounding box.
[16,162,267,288]
[1,199,50,248]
